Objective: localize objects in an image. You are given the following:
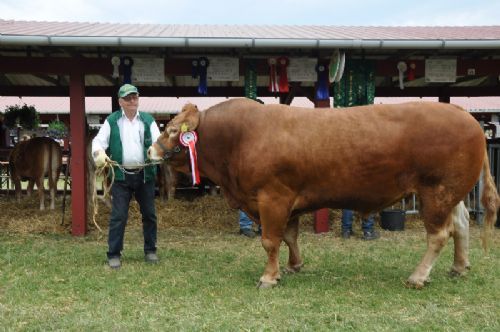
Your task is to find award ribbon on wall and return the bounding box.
[244,60,257,100]
[276,56,289,93]
[268,58,279,93]
[197,57,209,95]
[315,63,330,100]
[121,56,134,84]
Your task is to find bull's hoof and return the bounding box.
[449,267,469,277]
[284,263,304,274]
[405,277,430,289]
[256,278,278,289]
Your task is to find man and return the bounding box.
[341,209,380,240]
[92,84,161,269]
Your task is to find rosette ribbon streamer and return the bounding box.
[179,131,200,186]
[276,56,289,93]
[121,56,134,84]
[268,58,279,93]
[315,63,330,100]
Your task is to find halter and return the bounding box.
[155,139,183,160]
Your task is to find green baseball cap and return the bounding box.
[118,84,139,98]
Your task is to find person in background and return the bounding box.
[341,209,380,240]
[92,83,161,269]
[239,210,261,238]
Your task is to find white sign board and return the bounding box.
[207,57,240,81]
[425,59,457,83]
[132,58,165,83]
[288,58,318,82]
[86,114,101,125]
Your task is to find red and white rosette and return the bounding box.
[179,131,200,186]
[268,58,279,93]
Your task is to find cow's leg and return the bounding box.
[26,179,35,197]
[449,201,471,276]
[407,195,453,288]
[257,194,290,288]
[35,177,45,210]
[13,178,22,203]
[48,169,57,210]
[283,216,303,273]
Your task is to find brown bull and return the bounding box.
[9,136,62,210]
[148,98,499,289]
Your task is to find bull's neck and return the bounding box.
[195,110,234,186]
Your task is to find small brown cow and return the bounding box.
[9,136,62,210]
[149,99,499,289]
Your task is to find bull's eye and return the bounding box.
[167,127,179,136]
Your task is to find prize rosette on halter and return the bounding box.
[121,56,134,84]
[179,131,200,185]
[315,63,330,100]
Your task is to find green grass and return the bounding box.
[0,225,499,331]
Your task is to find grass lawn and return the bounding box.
[0,195,499,331]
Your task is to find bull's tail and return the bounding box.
[480,150,500,252]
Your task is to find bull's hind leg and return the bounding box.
[257,193,291,289]
[283,216,303,273]
[407,195,452,288]
[449,201,471,276]
[35,177,45,210]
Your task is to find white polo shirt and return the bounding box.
[92,110,161,167]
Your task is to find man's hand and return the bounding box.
[93,150,110,167]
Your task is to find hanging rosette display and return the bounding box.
[198,57,209,95]
[276,56,289,93]
[397,61,407,90]
[111,56,120,79]
[329,50,346,83]
[268,58,279,93]
[407,62,416,81]
[244,60,257,100]
[315,63,330,101]
[121,56,134,84]
[191,58,199,78]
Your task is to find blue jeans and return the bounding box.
[107,170,157,258]
[239,210,253,230]
[341,209,374,232]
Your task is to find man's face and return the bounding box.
[119,93,139,113]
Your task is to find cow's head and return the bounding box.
[148,103,200,166]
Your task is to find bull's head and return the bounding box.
[147,103,200,166]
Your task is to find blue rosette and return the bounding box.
[315,64,330,100]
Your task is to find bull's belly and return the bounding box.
[291,187,410,215]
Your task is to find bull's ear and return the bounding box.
[180,103,200,131]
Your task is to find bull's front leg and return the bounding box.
[256,193,290,289]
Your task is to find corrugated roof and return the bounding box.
[2,96,500,116]
[1,19,500,40]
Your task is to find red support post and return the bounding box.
[313,98,331,233]
[69,69,88,236]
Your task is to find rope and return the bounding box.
[91,159,164,232]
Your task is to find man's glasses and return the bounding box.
[122,94,139,102]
